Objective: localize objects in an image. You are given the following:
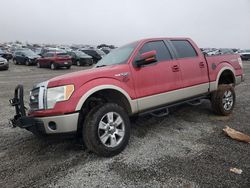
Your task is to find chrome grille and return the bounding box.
[29,87,40,111]
[29,82,47,111]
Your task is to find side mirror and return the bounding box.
[134,50,157,68]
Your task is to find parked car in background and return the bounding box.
[239,49,250,60]
[37,52,72,70]
[0,56,9,70]
[68,51,93,66]
[0,49,13,61]
[80,49,103,63]
[13,49,41,66]
[218,48,235,55]
[33,48,42,55]
[205,48,235,56]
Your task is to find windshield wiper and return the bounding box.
[96,64,107,68]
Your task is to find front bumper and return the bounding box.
[10,85,79,136]
[36,113,79,134]
[13,113,79,135]
[54,61,72,67]
[0,62,9,69]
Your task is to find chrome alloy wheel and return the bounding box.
[98,112,125,148]
[222,90,234,111]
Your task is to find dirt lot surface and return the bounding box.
[0,62,250,188]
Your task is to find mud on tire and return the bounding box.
[82,103,130,157]
[211,84,235,116]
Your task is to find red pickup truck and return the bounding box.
[37,51,72,70]
[10,38,244,157]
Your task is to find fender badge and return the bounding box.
[212,63,216,70]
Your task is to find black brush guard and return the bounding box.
[9,85,45,134]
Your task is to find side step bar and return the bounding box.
[139,95,207,117]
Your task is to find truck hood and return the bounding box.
[47,64,128,88]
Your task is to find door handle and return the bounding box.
[199,62,205,68]
[172,65,180,72]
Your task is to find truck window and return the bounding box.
[171,40,197,58]
[140,41,172,62]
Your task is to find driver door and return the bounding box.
[130,40,182,111]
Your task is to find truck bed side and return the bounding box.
[205,54,243,89]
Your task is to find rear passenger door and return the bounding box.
[170,40,209,93]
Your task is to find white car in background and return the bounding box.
[0,56,9,70]
[239,49,250,61]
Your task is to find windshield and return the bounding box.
[22,49,37,56]
[75,51,89,57]
[96,41,138,67]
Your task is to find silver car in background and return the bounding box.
[0,57,9,70]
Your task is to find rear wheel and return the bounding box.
[50,63,56,70]
[13,59,18,65]
[83,103,130,157]
[66,66,71,69]
[37,62,41,68]
[76,61,81,66]
[211,84,235,116]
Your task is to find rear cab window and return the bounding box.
[44,53,54,58]
[56,53,68,57]
[139,40,172,62]
[171,40,198,58]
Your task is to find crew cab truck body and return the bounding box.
[10,38,244,157]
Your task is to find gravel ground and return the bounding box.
[0,61,249,188]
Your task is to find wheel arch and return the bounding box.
[75,85,137,135]
[75,85,138,114]
[211,66,236,91]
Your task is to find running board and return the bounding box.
[187,99,202,106]
[150,107,169,117]
[139,95,207,117]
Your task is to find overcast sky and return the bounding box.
[0,0,250,48]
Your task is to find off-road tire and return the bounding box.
[82,103,130,157]
[211,84,235,116]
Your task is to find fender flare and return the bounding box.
[211,66,236,91]
[75,85,138,113]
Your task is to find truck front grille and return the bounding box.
[29,84,46,111]
[29,88,40,111]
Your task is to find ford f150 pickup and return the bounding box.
[10,38,244,157]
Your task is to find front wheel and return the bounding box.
[83,103,130,157]
[25,60,30,66]
[211,84,235,116]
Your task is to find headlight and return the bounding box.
[46,84,74,109]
